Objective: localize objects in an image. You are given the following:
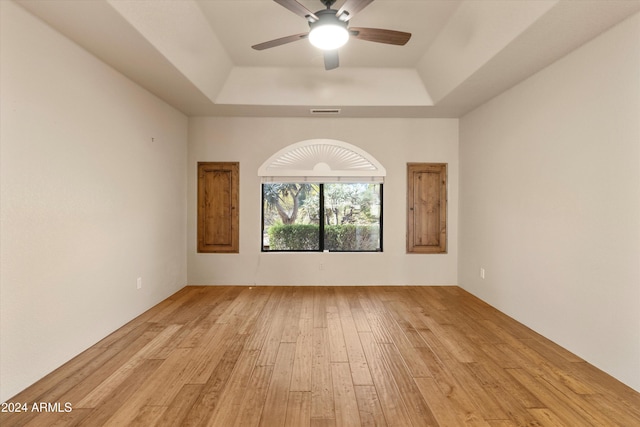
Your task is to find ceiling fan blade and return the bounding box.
[274,0,318,22]
[349,27,411,45]
[252,33,309,50]
[324,50,339,70]
[337,0,374,21]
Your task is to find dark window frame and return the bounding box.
[261,183,383,253]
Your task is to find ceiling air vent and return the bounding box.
[310,108,341,115]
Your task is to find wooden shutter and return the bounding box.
[197,162,239,253]
[407,163,447,254]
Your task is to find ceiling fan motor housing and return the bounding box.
[320,0,338,8]
[309,9,347,31]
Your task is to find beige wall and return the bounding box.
[0,1,188,401]
[459,13,640,391]
[188,117,459,286]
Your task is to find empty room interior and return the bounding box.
[1,0,639,425]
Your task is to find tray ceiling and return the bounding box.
[15,0,640,117]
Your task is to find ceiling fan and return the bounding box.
[252,0,411,70]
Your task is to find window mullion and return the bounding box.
[319,183,325,252]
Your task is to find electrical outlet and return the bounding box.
[480,268,485,279]
[137,277,142,289]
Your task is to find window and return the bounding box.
[262,182,382,252]
[197,162,239,253]
[258,139,386,252]
[407,163,447,253]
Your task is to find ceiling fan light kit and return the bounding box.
[308,11,349,50]
[253,0,411,70]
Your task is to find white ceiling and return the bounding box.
[15,0,640,117]
[198,0,461,68]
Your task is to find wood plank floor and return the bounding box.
[2,286,639,426]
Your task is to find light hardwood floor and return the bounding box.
[2,286,639,426]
